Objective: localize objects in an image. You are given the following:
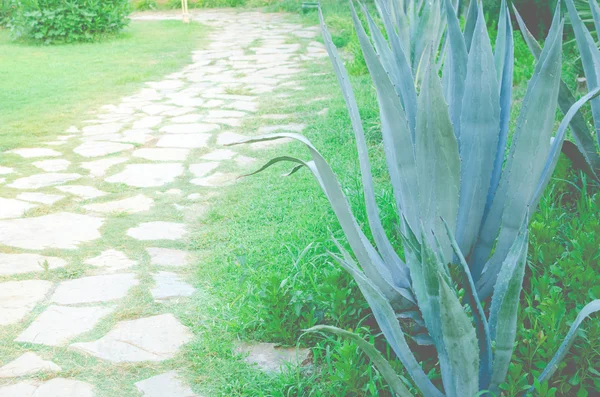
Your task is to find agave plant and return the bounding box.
[515,0,600,181]
[229,0,600,395]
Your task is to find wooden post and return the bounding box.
[182,0,190,23]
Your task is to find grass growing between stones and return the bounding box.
[0,20,207,152]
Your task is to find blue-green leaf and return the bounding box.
[463,0,478,51]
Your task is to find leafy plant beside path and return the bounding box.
[229,0,600,395]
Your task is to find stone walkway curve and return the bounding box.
[0,9,326,396]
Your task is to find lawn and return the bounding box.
[0,20,207,152]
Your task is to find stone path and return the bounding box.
[0,9,323,397]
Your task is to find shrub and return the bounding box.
[134,0,157,11]
[10,0,131,44]
[230,0,600,394]
[0,0,17,26]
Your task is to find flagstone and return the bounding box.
[206,109,246,118]
[127,222,187,241]
[160,123,219,134]
[135,371,199,397]
[235,155,257,167]
[216,131,246,146]
[0,198,37,219]
[143,104,175,115]
[201,149,236,161]
[106,163,184,187]
[225,101,258,112]
[56,185,107,199]
[189,162,219,177]
[83,195,154,214]
[0,213,103,250]
[0,280,52,326]
[146,248,189,268]
[51,274,138,305]
[69,314,193,363]
[236,342,311,373]
[16,192,65,205]
[170,114,202,123]
[84,250,136,273]
[0,353,61,378]
[8,148,62,158]
[0,166,13,175]
[0,380,39,396]
[15,305,114,347]
[133,116,163,129]
[133,148,189,162]
[258,123,305,133]
[73,141,133,158]
[7,173,81,189]
[0,378,95,397]
[156,134,210,149]
[80,157,128,177]
[82,123,123,135]
[151,272,195,301]
[191,172,236,187]
[32,159,71,172]
[0,253,66,276]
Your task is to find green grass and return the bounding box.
[0,20,207,152]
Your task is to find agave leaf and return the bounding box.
[463,0,478,51]
[536,300,600,386]
[306,325,415,397]
[455,4,501,259]
[566,0,600,147]
[349,0,421,236]
[590,0,600,43]
[487,217,528,393]
[372,0,418,134]
[472,12,563,296]
[319,7,412,287]
[532,87,600,211]
[227,133,412,304]
[485,0,514,220]
[439,275,479,397]
[416,59,460,262]
[327,250,444,397]
[442,0,468,139]
[513,5,600,178]
[443,218,492,390]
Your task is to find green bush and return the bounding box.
[0,0,17,26]
[10,0,131,44]
[134,0,157,11]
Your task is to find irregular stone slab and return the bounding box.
[160,123,219,134]
[32,159,71,172]
[74,141,133,158]
[0,213,103,250]
[83,195,153,214]
[258,123,306,133]
[201,149,236,161]
[84,250,136,273]
[0,198,37,219]
[189,163,219,178]
[111,129,153,145]
[17,192,65,205]
[8,148,61,158]
[236,342,311,373]
[80,157,127,177]
[207,109,246,118]
[0,353,61,378]
[151,272,195,301]
[106,164,184,187]
[156,134,210,149]
[143,104,175,115]
[0,280,52,326]
[33,378,95,397]
[0,166,14,175]
[146,248,189,268]
[133,148,190,162]
[226,101,257,112]
[203,117,242,127]
[51,274,138,305]
[235,155,257,167]
[0,253,66,276]
[170,114,201,123]
[216,131,246,146]
[133,116,163,129]
[127,222,187,241]
[56,185,107,199]
[135,371,198,397]
[70,314,193,363]
[82,122,123,135]
[0,380,39,396]
[191,172,236,187]
[161,107,195,117]
[15,305,114,347]
[7,173,81,189]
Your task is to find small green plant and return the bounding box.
[134,0,158,11]
[10,0,131,44]
[230,0,600,394]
